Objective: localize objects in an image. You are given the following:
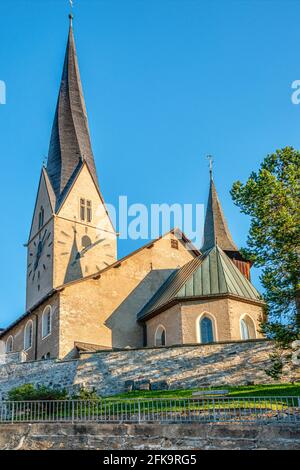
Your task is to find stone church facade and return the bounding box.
[0,18,265,360]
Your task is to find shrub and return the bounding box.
[8,383,68,401]
[265,353,284,381]
[72,387,100,400]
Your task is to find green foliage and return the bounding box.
[231,147,300,330]
[8,383,68,401]
[261,321,299,349]
[72,387,100,400]
[265,352,284,381]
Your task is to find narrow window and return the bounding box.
[240,315,256,340]
[81,235,92,249]
[80,198,86,221]
[24,321,33,350]
[38,206,44,230]
[42,306,52,338]
[240,319,249,340]
[86,200,92,223]
[155,325,166,346]
[200,316,214,344]
[6,336,13,353]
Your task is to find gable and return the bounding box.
[57,164,115,235]
[57,229,197,352]
[29,171,54,240]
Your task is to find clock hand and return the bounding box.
[74,239,105,261]
[80,238,105,257]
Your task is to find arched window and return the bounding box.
[42,306,52,338]
[42,352,51,360]
[155,325,166,346]
[24,320,33,350]
[6,336,13,353]
[240,315,256,340]
[200,316,214,344]
[38,206,44,230]
[81,235,92,249]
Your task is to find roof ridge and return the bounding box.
[218,247,261,298]
[215,245,229,294]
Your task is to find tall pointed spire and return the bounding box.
[46,15,99,207]
[201,165,238,253]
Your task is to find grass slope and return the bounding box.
[109,383,300,401]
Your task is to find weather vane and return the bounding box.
[206,154,213,177]
[69,0,74,18]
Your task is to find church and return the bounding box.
[0,17,265,360]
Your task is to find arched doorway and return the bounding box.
[155,325,166,346]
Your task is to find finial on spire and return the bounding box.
[69,0,74,25]
[206,154,213,180]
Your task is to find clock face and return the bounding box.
[28,228,52,291]
[58,226,114,275]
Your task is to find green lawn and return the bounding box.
[3,384,299,422]
[107,383,300,401]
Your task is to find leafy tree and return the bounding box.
[231,147,300,335]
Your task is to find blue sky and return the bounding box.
[1,0,300,327]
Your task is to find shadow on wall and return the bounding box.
[64,227,83,284]
[105,269,175,349]
[1,341,291,398]
[74,341,278,395]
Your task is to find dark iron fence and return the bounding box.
[0,396,299,424]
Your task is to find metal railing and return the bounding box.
[0,397,299,424]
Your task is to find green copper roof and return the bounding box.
[137,245,262,320]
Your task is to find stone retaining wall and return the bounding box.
[0,340,298,398]
[0,422,299,450]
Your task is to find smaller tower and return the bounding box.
[201,165,251,280]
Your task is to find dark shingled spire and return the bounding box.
[201,171,238,252]
[46,15,99,208]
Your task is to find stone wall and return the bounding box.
[0,352,24,366]
[0,422,299,450]
[0,340,298,398]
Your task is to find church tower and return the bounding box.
[201,167,251,280]
[26,16,117,310]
